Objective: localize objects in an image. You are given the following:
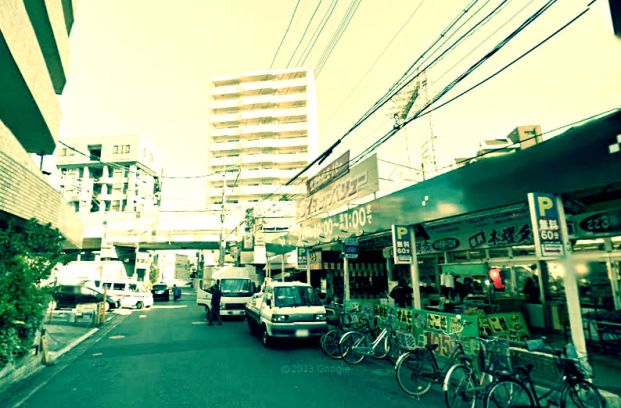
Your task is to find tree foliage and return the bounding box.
[0,219,68,366]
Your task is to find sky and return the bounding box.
[53,0,621,211]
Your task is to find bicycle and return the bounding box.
[320,307,369,360]
[338,310,399,365]
[443,336,514,408]
[483,341,606,408]
[394,315,471,398]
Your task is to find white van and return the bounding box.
[87,280,153,309]
[246,281,328,347]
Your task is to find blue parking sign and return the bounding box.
[392,225,414,264]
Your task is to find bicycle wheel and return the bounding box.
[372,331,390,359]
[444,364,477,408]
[483,378,534,408]
[340,331,368,365]
[561,380,605,408]
[395,351,434,397]
[321,329,344,360]
[385,333,401,365]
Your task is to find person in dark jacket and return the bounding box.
[173,285,182,301]
[208,283,222,325]
[390,279,413,308]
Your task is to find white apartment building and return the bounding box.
[56,135,161,214]
[207,68,319,216]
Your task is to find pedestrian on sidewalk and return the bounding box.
[173,285,182,301]
[207,283,222,325]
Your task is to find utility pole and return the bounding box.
[218,171,227,266]
[218,168,241,266]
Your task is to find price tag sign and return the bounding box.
[528,192,565,257]
[391,225,414,264]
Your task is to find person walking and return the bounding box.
[173,284,182,301]
[390,279,413,308]
[208,283,222,325]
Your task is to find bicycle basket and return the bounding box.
[396,331,418,351]
[481,340,513,375]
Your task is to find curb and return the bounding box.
[46,327,99,364]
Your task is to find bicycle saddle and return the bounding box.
[425,344,439,352]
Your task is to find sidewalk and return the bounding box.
[0,309,120,394]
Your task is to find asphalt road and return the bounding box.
[6,291,447,408]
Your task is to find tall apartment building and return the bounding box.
[0,0,82,248]
[56,135,161,213]
[207,68,318,215]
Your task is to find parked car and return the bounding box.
[86,280,153,309]
[151,283,170,301]
[246,281,327,347]
[51,284,119,311]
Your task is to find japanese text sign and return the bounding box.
[297,247,308,270]
[528,192,565,257]
[392,225,414,264]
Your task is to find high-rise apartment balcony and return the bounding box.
[238,106,307,121]
[209,140,241,152]
[238,122,309,135]
[207,168,298,183]
[206,184,305,199]
[209,156,243,167]
[240,136,307,150]
[211,84,240,97]
[1,1,69,154]
[239,78,307,93]
[240,92,306,108]
[211,127,241,137]
[241,153,307,165]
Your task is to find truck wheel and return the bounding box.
[205,307,211,320]
[247,317,255,334]
[261,325,272,347]
[136,301,144,310]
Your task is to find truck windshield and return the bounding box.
[220,279,253,296]
[274,287,323,307]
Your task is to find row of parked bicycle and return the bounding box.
[319,306,605,408]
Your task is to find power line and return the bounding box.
[269,0,302,69]
[323,0,427,128]
[285,0,325,68]
[296,0,339,67]
[433,0,537,84]
[314,0,363,78]
[351,0,588,169]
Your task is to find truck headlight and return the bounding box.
[315,314,326,321]
[273,314,288,322]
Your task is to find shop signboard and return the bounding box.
[297,247,308,270]
[343,238,359,259]
[570,208,621,238]
[309,250,322,270]
[414,205,533,255]
[527,192,565,257]
[296,154,379,221]
[391,225,414,264]
[306,151,350,195]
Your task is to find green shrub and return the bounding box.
[0,219,68,367]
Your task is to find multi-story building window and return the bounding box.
[56,136,160,214]
[206,68,318,215]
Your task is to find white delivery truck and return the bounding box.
[196,265,259,319]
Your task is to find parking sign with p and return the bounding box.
[392,224,414,264]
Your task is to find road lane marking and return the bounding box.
[91,352,103,357]
[192,321,208,325]
[108,335,125,340]
[151,305,188,309]
[139,315,147,318]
